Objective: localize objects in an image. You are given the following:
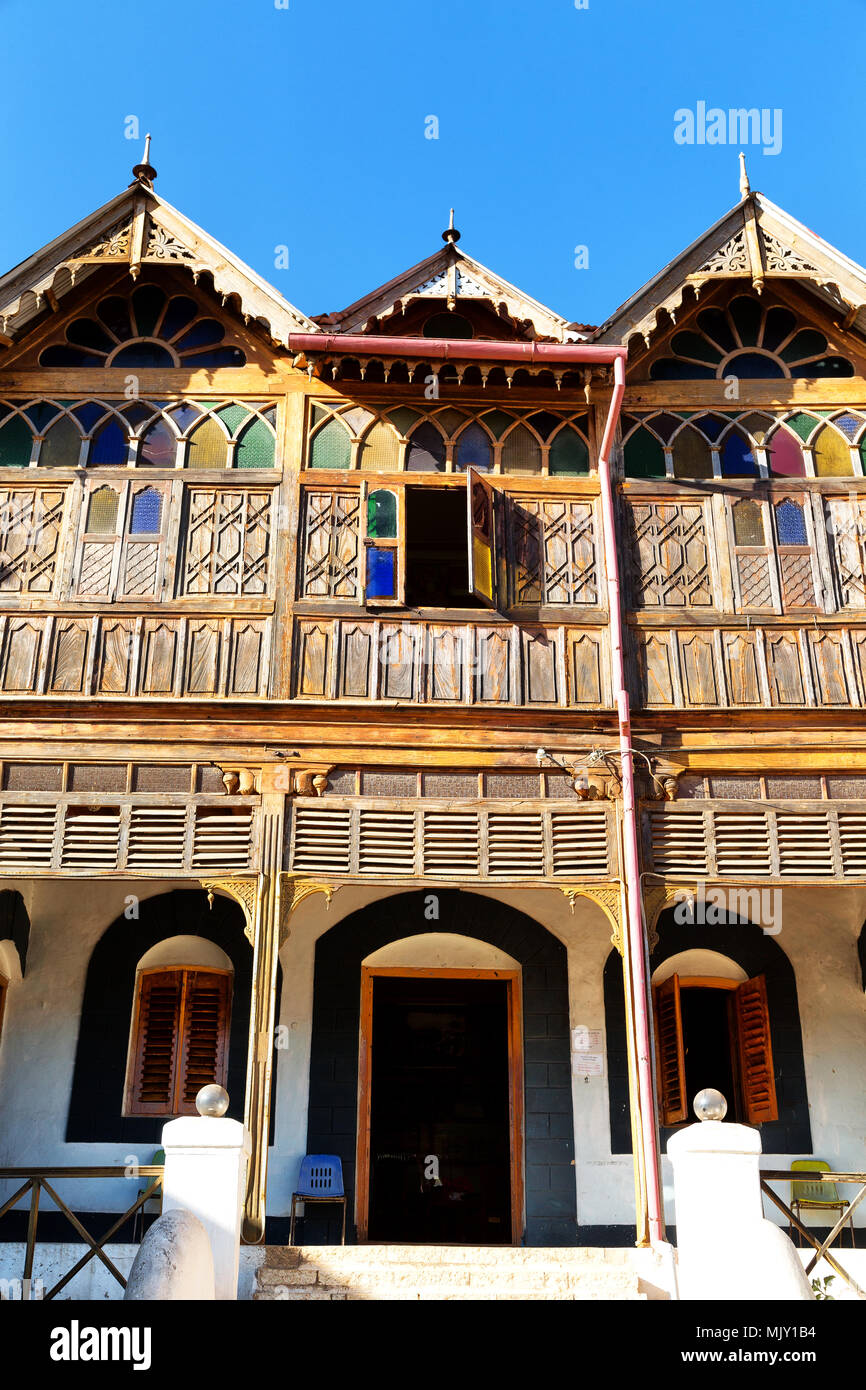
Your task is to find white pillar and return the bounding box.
[160,1116,251,1301]
[668,1118,813,1300]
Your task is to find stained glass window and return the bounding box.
[39,415,82,468]
[455,423,493,473]
[671,427,712,479]
[359,421,400,471]
[86,487,119,534]
[720,430,758,477]
[766,428,805,477]
[367,489,397,539]
[813,425,854,477]
[187,417,228,469]
[38,288,247,368]
[733,500,765,547]
[236,417,275,469]
[130,488,162,534]
[0,415,32,467]
[406,421,446,472]
[309,417,351,470]
[549,425,589,476]
[366,548,396,600]
[623,427,665,479]
[139,419,177,468]
[89,418,128,467]
[775,500,807,546]
[501,424,541,475]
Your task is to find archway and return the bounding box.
[306,889,576,1246]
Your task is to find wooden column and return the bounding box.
[241,793,284,1244]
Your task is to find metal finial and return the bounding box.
[132,133,157,186]
[738,151,751,200]
[442,208,461,244]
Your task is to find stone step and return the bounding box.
[255,1284,644,1302]
[258,1263,641,1291]
[263,1243,635,1268]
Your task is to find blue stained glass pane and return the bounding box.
[130,488,162,533]
[834,413,862,441]
[73,402,107,432]
[169,403,202,431]
[776,500,807,545]
[692,413,729,443]
[721,432,758,477]
[25,401,60,430]
[366,548,396,599]
[90,418,128,465]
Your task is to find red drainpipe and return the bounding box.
[597,354,664,1245]
[289,329,663,1244]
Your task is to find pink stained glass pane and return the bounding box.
[767,428,805,477]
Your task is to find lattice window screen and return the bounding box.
[300,490,361,599]
[627,500,714,608]
[0,488,66,594]
[182,489,271,595]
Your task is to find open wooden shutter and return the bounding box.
[467,467,496,607]
[654,974,687,1125]
[733,973,778,1123]
[128,970,183,1115]
[178,970,231,1112]
[360,480,404,606]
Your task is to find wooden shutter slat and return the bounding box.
[654,974,687,1125]
[178,970,231,1110]
[129,973,182,1114]
[734,973,778,1123]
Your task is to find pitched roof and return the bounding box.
[0,180,317,348]
[318,240,582,342]
[594,189,866,349]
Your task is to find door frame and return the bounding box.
[355,966,524,1244]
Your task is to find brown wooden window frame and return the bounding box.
[74,479,173,601]
[653,972,778,1128]
[728,493,824,615]
[124,965,232,1118]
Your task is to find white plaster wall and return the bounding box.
[1,878,864,1238]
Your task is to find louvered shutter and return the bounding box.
[733,974,778,1123]
[654,974,687,1125]
[178,970,231,1111]
[129,971,183,1115]
[467,468,496,607]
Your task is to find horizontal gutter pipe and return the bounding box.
[287,333,623,365]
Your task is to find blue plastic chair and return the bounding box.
[289,1155,346,1245]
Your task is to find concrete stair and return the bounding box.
[253,1244,670,1301]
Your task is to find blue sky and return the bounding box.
[1,0,863,327]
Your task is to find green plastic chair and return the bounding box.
[790,1160,855,1247]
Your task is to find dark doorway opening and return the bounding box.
[680,986,738,1120]
[405,487,484,608]
[367,974,512,1243]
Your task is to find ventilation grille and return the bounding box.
[0,804,57,866]
[127,806,187,868]
[776,811,834,877]
[291,802,610,879]
[648,810,709,876]
[0,797,257,872]
[838,813,866,876]
[714,812,772,876]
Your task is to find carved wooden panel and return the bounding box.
[722,631,762,705]
[476,627,513,703]
[808,630,851,706]
[569,631,605,705]
[295,622,331,697]
[185,621,222,695]
[679,631,718,705]
[301,491,360,599]
[626,500,713,609]
[640,632,677,706]
[96,619,135,694]
[506,498,598,607]
[765,632,805,705]
[521,629,560,704]
[139,621,179,694]
[826,496,866,608]
[183,489,271,596]
[0,618,43,692]
[339,623,374,698]
[379,623,420,700]
[48,619,90,693]
[0,488,65,594]
[228,621,268,696]
[427,626,467,702]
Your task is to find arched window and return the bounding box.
[766,427,805,477]
[0,414,33,468]
[775,498,807,546]
[89,418,128,467]
[671,427,712,479]
[187,417,229,470]
[39,287,247,369]
[732,498,765,547]
[423,311,473,339]
[720,428,758,477]
[125,964,232,1116]
[406,421,446,472]
[500,423,541,475]
[85,485,120,535]
[130,487,162,534]
[623,426,665,479]
[549,425,589,476]
[37,415,81,468]
[359,421,400,472]
[364,487,400,601]
[813,424,854,477]
[649,294,854,380]
[138,418,177,468]
[309,416,351,470]
[454,423,492,473]
[235,417,275,470]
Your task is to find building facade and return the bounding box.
[0,152,865,1253]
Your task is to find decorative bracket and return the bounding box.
[559,884,625,956]
[643,883,697,952]
[278,874,340,943]
[198,877,259,944]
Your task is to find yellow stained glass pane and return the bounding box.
[86,487,119,534]
[671,427,712,479]
[733,499,765,547]
[813,425,853,477]
[472,536,493,600]
[359,421,399,471]
[187,417,228,469]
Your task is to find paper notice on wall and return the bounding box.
[574,1053,604,1077]
[571,1027,602,1053]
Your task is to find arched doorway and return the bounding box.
[306,890,576,1246]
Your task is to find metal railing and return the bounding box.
[760,1169,866,1299]
[0,1166,164,1300]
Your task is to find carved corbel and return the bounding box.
[217,765,260,796]
[278,873,339,943]
[198,877,259,944]
[261,762,333,797]
[637,758,686,802]
[643,883,697,952]
[559,885,625,957]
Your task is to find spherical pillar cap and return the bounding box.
[196,1084,229,1117]
[694,1088,728,1121]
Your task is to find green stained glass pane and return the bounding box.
[235,418,275,469]
[86,487,119,534]
[367,489,397,539]
[311,402,334,426]
[309,417,351,469]
[216,403,251,435]
[549,426,589,476]
[480,409,515,439]
[387,406,421,435]
[501,424,541,475]
[671,428,712,479]
[39,415,82,467]
[0,415,34,467]
[434,408,467,436]
[786,412,821,443]
[623,426,665,479]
